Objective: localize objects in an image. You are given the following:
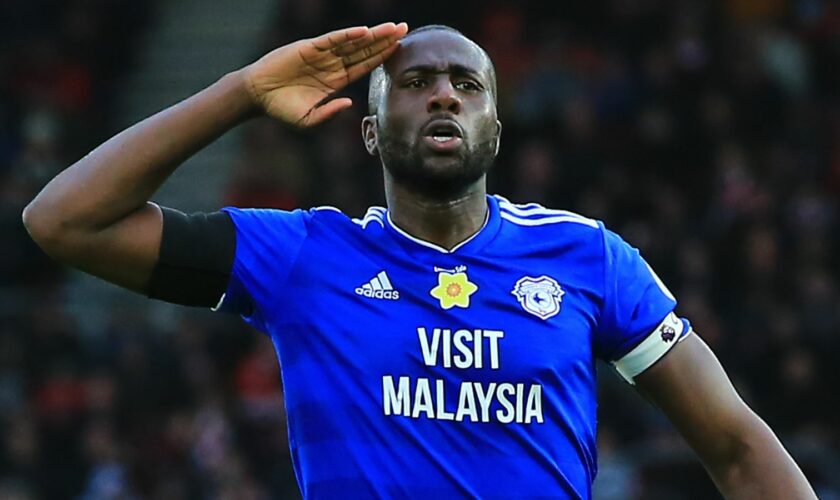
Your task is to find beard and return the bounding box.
[378,131,497,200]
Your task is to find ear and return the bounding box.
[361,115,379,156]
[493,119,502,157]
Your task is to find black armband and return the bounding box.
[147,207,236,307]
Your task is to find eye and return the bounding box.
[405,78,426,89]
[455,80,481,92]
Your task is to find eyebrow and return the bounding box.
[400,64,484,80]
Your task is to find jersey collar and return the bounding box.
[384,195,502,255]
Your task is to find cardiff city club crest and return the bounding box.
[511,276,565,320]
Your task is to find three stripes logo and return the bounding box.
[355,271,400,300]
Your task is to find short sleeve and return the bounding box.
[595,227,690,383]
[213,207,310,333]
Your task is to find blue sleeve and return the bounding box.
[214,207,310,333]
[595,226,678,361]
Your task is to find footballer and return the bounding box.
[23,22,816,499]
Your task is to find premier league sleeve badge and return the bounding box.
[512,276,565,320]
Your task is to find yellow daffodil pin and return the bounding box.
[430,271,478,309]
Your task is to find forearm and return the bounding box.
[20,24,404,292]
[703,415,816,499]
[23,69,257,234]
[637,334,816,500]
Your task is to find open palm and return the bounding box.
[245,23,408,128]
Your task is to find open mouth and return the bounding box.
[423,120,464,152]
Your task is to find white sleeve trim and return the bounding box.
[612,312,689,384]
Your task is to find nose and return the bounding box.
[427,79,462,114]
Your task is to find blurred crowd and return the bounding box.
[2,0,839,498]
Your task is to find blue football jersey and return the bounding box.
[216,194,691,499]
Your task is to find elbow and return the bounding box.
[704,415,764,467]
[22,198,72,260]
[703,416,784,486]
[22,198,48,242]
[705,432,754,484]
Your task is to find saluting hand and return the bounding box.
[243,22,408,128]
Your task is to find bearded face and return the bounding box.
[363,29,501,199]
[376,116,498,199]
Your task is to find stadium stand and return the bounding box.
[1,0,838,498]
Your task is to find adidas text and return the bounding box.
[355,288,400,300]
[356,271,400,300]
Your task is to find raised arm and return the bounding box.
[22,22,407,293]
[635,332,816,499]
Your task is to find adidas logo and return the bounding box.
[355,271,400,300]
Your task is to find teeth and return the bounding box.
[433,135,452,142]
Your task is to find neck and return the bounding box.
[384,171,488,251]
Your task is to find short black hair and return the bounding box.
[367,25,497,115]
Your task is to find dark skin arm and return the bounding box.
[635,333,817,499]
[21,23,408,292]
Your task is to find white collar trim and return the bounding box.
[385,208,490,254]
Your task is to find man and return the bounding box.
[23,22,815,499]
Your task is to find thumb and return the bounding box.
[301,97,354,127]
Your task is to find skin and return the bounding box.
[22,22,409,291]
[362,30,502,250]
[22,23,816,499]
[636,334,816,498]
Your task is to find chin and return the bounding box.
[421,154,468,173]
[380,140,494,197]
[395,163,486,199]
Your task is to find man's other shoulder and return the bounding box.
[493,195,602,232]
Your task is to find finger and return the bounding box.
[340,34,402,67]
[301,97,353,127]
[332,31,378,57]
[344,42,401,83]
[331,21,407,57]
[311,26,370,52]
[362,21,400,48]
[368,21,408,42]
[332,29,381,57]
[331,21,399,56]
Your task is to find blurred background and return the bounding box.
[1,0,839,498]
